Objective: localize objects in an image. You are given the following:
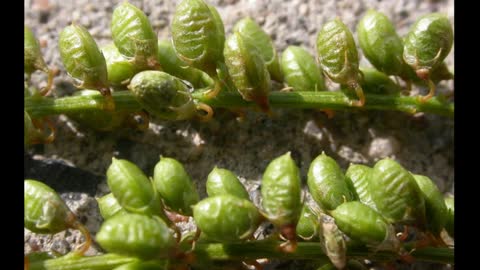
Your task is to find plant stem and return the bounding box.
[27,241,453,270]
[24,90,453,119]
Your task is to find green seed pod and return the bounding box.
[368,158,426,226]
[206,167,249,200]
[96,213,176,259]
[106,158,165,218]
[193,195,261,242]
[345,164,376,209]
[316,18,360,86]
[67,90,130,131]
[358,68,401,95]
[261,152,302,236]
[171,0,225,77]
[319,220,347,270]
[357,10,405,76]
[412,174,448,236]
[224,31,271,112]
[281,46,326,92]
[128,70,197,120]
[153,157,199,216]
[403,13,453,79]
[24,26,49,76]
[24,111,44,147]
[112,261,169,270]
[331,201,399,250]
[24,179,72,234]
[111,2,159,70]
[233,17,283,82]
[59,24,110,95]
[157,40,213,88]
[296,205,319,240]
[101,44,141,87]
[96,193,127,220]
[316,19,365,106]
[307,152,355,211]
[444,194,454,238]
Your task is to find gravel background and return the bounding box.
[24,0,454,269]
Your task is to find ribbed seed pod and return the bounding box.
[331,201,399,251]
[101,44,140,86]
[67,90,130,131]
[153,157,199,216]
[128,71,197,121]
[319,219,347,270]
[206,167,249,200]
[157,40,213,88]
[403,13,453,78]
[296,205,319,240]
[111,2,159,70]
[368,158,426,227]
[193,195,261,242]
[261,152,302,245]
[444,194,454,238]
[96,213,176,259]
[307,152,355,211]
[412,174,448,236]
[281,46,326,92]
[345,164,376,209]
[357,68,401,95]
[59,24,110,95]
[24,26,49,76]
[403,13,453,102]
[106,158,165,218]
[224,31,271,113]
[357,10,405,76]
[97,193,127,220]
[171,0,225,77]
[233,17,283,82]
[24,179,72,234]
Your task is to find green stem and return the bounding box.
[24,90,453,119]
[28,241,453,270]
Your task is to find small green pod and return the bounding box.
[106,158,164,218]
[128,71,197,120]
[444,194,454,238]
[261,152,302,233]
[67,90,130,131]
[307,152,355,211]
[357,10,405,76]
[368,158,426,226]
[96,213,176,259]
[412,174,448,236]
[206,167,249,199]
[171,0,225,77]
[59,24,109,94]
[316,18,360,86]
[331,201,399,250]
[403,13,453,78]
[101,44,141,87]
[281,46,326,92]
[358,68,401,95]
[157,40,213,88]
[320,220,347,270]
[24,111,43,147]
[111,2,159,70]
[345,164,376,209]
[96,193,127,220]
[24,179,72,234]
[296,205,319,240]
[224,31,271,112]
[193,195,261,242]
[153,157,200,216]
[24,26,49,76]
[233,17,283,82]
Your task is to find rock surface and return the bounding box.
[24,0,454,269]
